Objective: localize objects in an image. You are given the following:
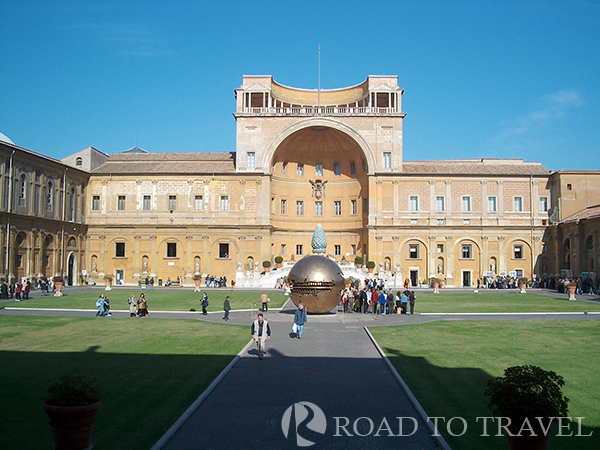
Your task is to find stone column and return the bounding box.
[481,236,488,280]
[30,228,38,277]
[132,235,141,286]
[393,180,399,223]
[202,235,210,275]
[498,181,504,224]
[255,235,264,264]
[531,236,539,279]
[149,235,158,279]
[98,234,106,280]
[376,180,383,226]
[445,181,452,219]
[239,180,246,223]
[429,235,436,279]
[481,180,488,219]
[429,180,436,225]
[498,236,506,275]
[445,235,454,286]
[185,235,193,286]
[37,230,46,277]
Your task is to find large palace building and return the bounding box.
[1,75,599,287]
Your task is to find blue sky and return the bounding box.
[1,0,598,170]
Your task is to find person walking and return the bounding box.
[95,294,106,317]
[201,292,209,315]
[24,281,30,300]
[260,291,269,312]
[378,289,388,315]
[251,313,271,360]
[138,293,148,317]
[15,283,22,301]
[409,291,416,315]
[104,297,112,317]
[293,303,308,339]
[223,296,231,321]
[128,294,137,317]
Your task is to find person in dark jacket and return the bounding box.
[201,292,209,315]
[409,291,416,315]
[358,288,368,313]
[294,303,308,339]
[223,296,231,321]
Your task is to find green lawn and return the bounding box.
[1,289,289,312]
[370,321,600,450]
[0,316,250,450]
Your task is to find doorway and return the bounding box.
[67,253,76,286]
[462,271,471,287]
[410,270,418,287]
[116,270,124,285]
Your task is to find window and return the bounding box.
[297,164,304,176]
[334,245,341,256]
[281,199,287,215]
[488,196,497,212]
[194,195,203,211]
[117,195,126,211]
[383,152,391,169]
[514,245,523,259]
[220,195,229,211]
[92,195,100,211]
[169,195,177,211]
[462,244,472,259]
[296,200,304,216]
[351,161,356,175]
[296,244,303,256]
[46,182,53,211]
[436,196,445,212]
[68,188,75,221]
[462,196,471,212]
[115,242,125,257]
[409,196,419,211]
[315,201,323,216]
[437,244,444,253]
[282,162,287,175]
[18,174,26,206]
[463,219,470,225]
[351,244,356,255]
[409,244,419,259]
[566,183,572,191]
[411,219,418,225]
[76,157,82,166]
[351,199,357,215]
[334,200,342,216]
[167,242,177,258]
[219,243,229,258]
[437,218,444,225]
[247,152,256,170]
[514,197,523,212]
[281,244,286,255]
[143,195,151,211]
[363,198,368,214]
[540,197,548,212]
[315,164,323,177]
[334,163,341,176]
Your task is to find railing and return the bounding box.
[243,106,400,116]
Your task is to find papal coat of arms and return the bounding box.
[310,179,328,199]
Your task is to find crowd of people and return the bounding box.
[205,275,228,288]
[1,279,32,300]
[340,283,417,315]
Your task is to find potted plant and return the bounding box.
[193,274,203,292]
[43,374,101,450]
[430,277,442,294]
[484,365,569,450]
[518,277,529,294]
[103,274,113,291]
[366,261,376,273]
[262,260,271,273]
[354,256,364,268]
[275,256,283,269]
[566,282,577,301]
[53,276,64,297]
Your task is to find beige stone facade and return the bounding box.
[1,75,598,287]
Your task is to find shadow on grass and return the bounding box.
[381,347,599,450]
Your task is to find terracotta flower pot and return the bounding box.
[520,283,527,294]
[506,418,552,450]
[433,281,440,294]
[43,401,101,450]
[54,281,64,297]
[567,284,576,300]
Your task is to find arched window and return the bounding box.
[76,157,83,166]
[46,181,53,211]
[586,235,594,251]
[67,237,77,248]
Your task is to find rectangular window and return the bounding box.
[462,244,472,259]
[334,200,342,216]
[363,198,368,214]
[168,195,177,211]
[514,245,523,259]
[117,195,126,211]
[167,242,177,258]
[463,219,470,225]
[437,218,444,225]
[143,195,151,211]
[566,183,572,191]
[411,218,418,225]
[488,196,497,212]
[194,195,203,211]
[92,196,100,211]
[296,200,304,216]
[281,244,286,255]
[436,196,445,212]
[315,164,323,177]
[462,196,471,212]
[297,163,304,176]
[115,242,125,257]
[219,243,229,258]
[409,196,419,211]
[315,201,323,216]
[383,152,392,169]
[281,199,287,215]
[351,161,356,175]
[514,196,523,212]
[334,245,341,256]
[247,152,256,170]
[282,162,287,175]
[437,244,444,253]
[220,195,229,211]
[409,244,419,259]
[296,244,303,256]
[334,163,341,176]
[351,199,357,215]
[540,197,548,212]
[351,244,356,255]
